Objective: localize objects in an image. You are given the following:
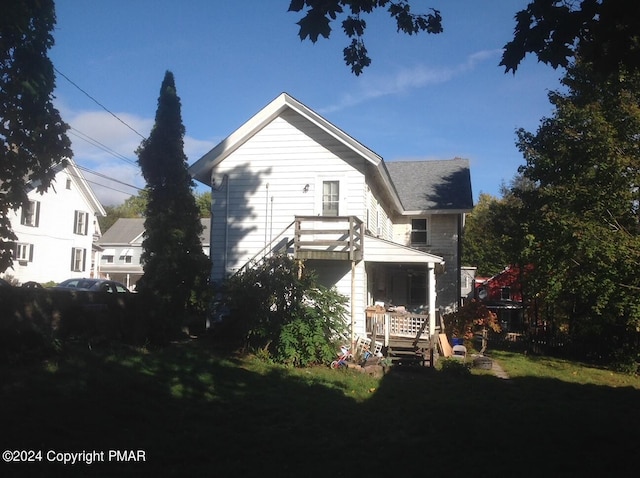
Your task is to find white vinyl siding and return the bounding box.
[209,112,366,279]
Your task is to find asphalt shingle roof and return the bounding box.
[100,217,211,244]
[385,158,473,211]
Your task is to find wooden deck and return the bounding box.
[365,310,436,366]
[293,216,363,261]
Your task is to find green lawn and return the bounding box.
[1,340,639,477]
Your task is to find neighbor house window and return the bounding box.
[322,181,339,216]
[501,287,511,300]
[410,218,429,245]
[120,249,133,264]
[74,210,89,235]
[71,247,86,272]
[15,243,33,263]
[21,200,40,227]
[103,255,114,264]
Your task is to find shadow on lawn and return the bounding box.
[1,340,639,478]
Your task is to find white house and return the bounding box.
[189,93,473,341]
[99,217,211,290]
[1,158,106,285]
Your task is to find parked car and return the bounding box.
[0,277,12,288]
[54,278,130,293]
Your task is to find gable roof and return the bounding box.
[190,92,387,184]
[189,93,473,215]
[100,217,211,245]
[386,159,473,213]
[63,158,107,217]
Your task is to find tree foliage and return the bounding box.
[0,0,72,273]
[502,0,640,76]
[288,0,442,75]
[135,71,211,337]
[219,255,349,367]
[99,189,210,233]
[515,60,640,361]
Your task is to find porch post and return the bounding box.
[428,262,436,336]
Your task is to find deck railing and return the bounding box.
[293,215,363,261]
[365,310,431,347]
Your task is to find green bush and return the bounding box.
[219,255,348,366]
[440,358,471,377]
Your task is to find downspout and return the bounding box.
[224,175,229,275]
[457,213,463,309]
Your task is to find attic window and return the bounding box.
[66,178,72,189]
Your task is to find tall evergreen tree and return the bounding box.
[136,71,210,335]
[0,0,72,272]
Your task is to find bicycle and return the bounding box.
[330,344,352,369]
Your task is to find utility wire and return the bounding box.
[69,127,139,167]
[54,67,147,140]
[75,165,142,192]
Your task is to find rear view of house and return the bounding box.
[189,93,473,341]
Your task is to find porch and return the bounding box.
[365,307,439,366]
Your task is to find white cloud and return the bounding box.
[55,104,218,206]
[319,49,502,113]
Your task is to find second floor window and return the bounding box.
[74,210,89,235]
[410,218,429,245]
[501,287,511,300]
[322,181,339,216]
[21,200,40,227]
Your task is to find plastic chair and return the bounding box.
[452,344,467,361]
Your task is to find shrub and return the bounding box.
[218,255,348,366]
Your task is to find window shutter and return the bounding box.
[84,213,88,235]
[28,244,34,262]
[82,249,87,271]
[73,210,78,233]
[70,249,75,271]
[34,201,40,227]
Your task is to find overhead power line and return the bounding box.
[54,67,147,140]
[68,128,139,167]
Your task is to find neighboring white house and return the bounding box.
[99,217,211,290]
[1,158,106,285]
[189,93,473,339]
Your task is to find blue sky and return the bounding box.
[49,0,564,206]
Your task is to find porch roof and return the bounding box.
[363,235,444,265]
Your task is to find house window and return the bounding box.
[66,178,72,189]
[15,243,33,263]
[501,287,511,300]
[322,181,339,216]
[21,200,40,227]
[120,249,133,263]
[74,210,89,235]
[410,218,429,245]
[103,255,114,264]
[71,248,86,272]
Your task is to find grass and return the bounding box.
[1,339,639,477]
